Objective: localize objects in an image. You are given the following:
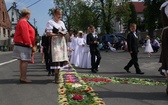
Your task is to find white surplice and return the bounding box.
[81,34,91,68]
[70,37,78,65]
[75,37,85,67]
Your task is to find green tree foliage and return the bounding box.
[144,0,164,37]
[53,0,120,34]
[127,2,137,29]
[51,0,138,34]
[115,2,132,31]
[99,0,116,34]
[53,0,100,32]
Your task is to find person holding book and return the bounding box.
[45,8,69,84]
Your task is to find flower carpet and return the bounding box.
[58,66,106,105]
[58,65,167,105]
[79,73,167,86]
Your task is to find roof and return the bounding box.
[0,0,11,30]
[7,5,20,15]
[131,2,145,13]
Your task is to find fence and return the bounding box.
[0,39,10,51]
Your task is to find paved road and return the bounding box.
[79,48,168,105]
[0,52,58,105]
[0,48,167,105]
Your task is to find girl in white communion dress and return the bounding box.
[144,35,153,57]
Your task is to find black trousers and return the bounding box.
[44,52,53,73]
[125,52,141,72]
[90,49,101,71]
[152,46,160,52]
[44,53,49,69]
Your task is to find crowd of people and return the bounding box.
[12,2,168,95]
[40,25,101,75]
[36,8,101,83]
[12,7,162,84]
[11,8,99,84]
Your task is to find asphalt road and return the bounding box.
[0,48,168,105]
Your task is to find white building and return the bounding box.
[7,2,20,37]
[114,1,145,33]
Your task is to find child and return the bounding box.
[75,31,85,67]
[67,30,74,61]
[121,39,128,51]
[70,31,78,65]
[144,35,153,57]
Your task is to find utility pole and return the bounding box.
[33,18,37,28]
[12,2,17,8]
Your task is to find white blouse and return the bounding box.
[46,19,67,33]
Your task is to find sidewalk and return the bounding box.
[0,51,13,55]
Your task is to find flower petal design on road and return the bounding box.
[58,65,166,105]
[78,73,167,86]
[58,65,106,105]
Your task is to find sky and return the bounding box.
[4,0,140,36]
[4,0,55,36]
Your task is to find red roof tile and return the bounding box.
[131,2,145,13]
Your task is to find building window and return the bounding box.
[12,26,15,30]
[12,18,14,22]
[8,30,10,37]
[3,12,5,22]
[3,28,6,37]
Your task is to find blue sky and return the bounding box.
[5,0,55,35]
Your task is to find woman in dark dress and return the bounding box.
[160,1,168,95]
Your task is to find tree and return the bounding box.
[53,0,99,32]
[51,0,134,34]
[71,1,99,32]
[144,0,164,37]
[53,0,77,31]
[99,0,116,34]
[115,2,131,32]
[127,2,137,30]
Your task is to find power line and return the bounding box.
[26,0,42,8]
[17,0,25,3]
[17,0,26,5]
[24,0,32,5]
